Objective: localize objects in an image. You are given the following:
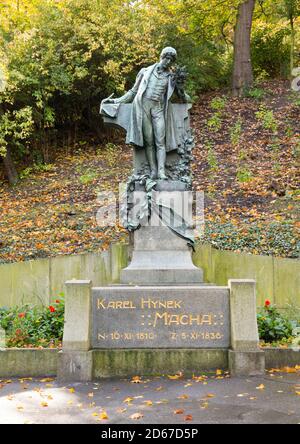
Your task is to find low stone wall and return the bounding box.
[0,349,58,378]
[192,244,300,308]
[0,348,298,378]
[0,243,128,307]
[0,242,299,308]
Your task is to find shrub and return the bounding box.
[210,96,227,111]
[244,87,265,100]
[255,105,278,133]
[230,118,243,146]
[251,23,290,78]
[236,167,253,183]
[0,297,64,348]
[207,112,222,132]
[257,300,294,343]
[203,220,299,258]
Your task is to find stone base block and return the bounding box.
[121,266,203,285]
[57,351,93,382]
[229,349,265,377]
[93,349,228,378]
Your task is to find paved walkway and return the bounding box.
[0,372,299,424]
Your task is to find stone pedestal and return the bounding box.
[121,183,203,285]
[228,279,265,376]
[120,225,203,285]
[57,280,93,381]
[57,278,265,381]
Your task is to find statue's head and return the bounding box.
[160,47,177,69]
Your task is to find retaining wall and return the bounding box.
[0,242,299,308]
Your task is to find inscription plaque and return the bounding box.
[92,286,230,348]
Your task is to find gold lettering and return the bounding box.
[141,298,151,309]
[97,299,106,310]
[153,312,168,327]
[201,314,213,325]
[169,314,179,325]
[189,314,202,325]
[180,315,189,325]
[141,298,183,309]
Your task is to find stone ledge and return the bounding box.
[0,349,58,378]
[0,348,299,378]
[92,349,228,378]
[264,347,300,369]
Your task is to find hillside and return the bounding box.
[0,80,299,263]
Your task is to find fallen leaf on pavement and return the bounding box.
[185,414,193,421]
[130,412,143,420]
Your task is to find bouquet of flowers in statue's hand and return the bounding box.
[173,66,191,103]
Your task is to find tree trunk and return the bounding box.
[232,0,256,97]
[2,146,18,185]
[290,16,295,77]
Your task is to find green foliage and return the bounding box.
[0,297,64,348]
[79,170,97,185]
[206,141,218,172]
[20,163,55,179]
[244,87,265,100]
[0,107,34,158]
[230,117,243,146]
[257,303,294,342]
[207,112,222,132]
[0,0,298,179]
[255,105,278,133]
[210,96,227,111]
[236,166,252,183]
[251,22,290,78]
[204,220,299,258]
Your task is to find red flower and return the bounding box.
[55,299,60,304]
[264,299,271,307]
[18,312,25,319]
[49,306,56,313]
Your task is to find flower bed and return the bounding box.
[0,298,64,348]
[258,300,300,348]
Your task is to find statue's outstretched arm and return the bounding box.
[110,69,144,104]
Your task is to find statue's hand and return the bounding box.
[104,98,117,104]
[102,93,116,104]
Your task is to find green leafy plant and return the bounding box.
[230,117,243,146]
[210,96,227,111]
[245,87,265,100]
[206,141,218,172]
[236,167,252,182]
[79,170,98,185]
[20,163,55,179]
[203,220,299,258]
[257,300,294,343]
[0,297,64,348]
[207,112,222,132]
[255,105,278,133]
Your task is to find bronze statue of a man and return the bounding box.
[105,47,190,180]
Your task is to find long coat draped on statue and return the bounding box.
[125,63,180,152]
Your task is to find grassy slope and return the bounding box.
[0,80,299,263]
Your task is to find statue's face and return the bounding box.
[160,53,176,69]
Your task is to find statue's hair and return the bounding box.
[160,47,177,60]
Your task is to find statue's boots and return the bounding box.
[157,149,167,180]
[146,146,157,179]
